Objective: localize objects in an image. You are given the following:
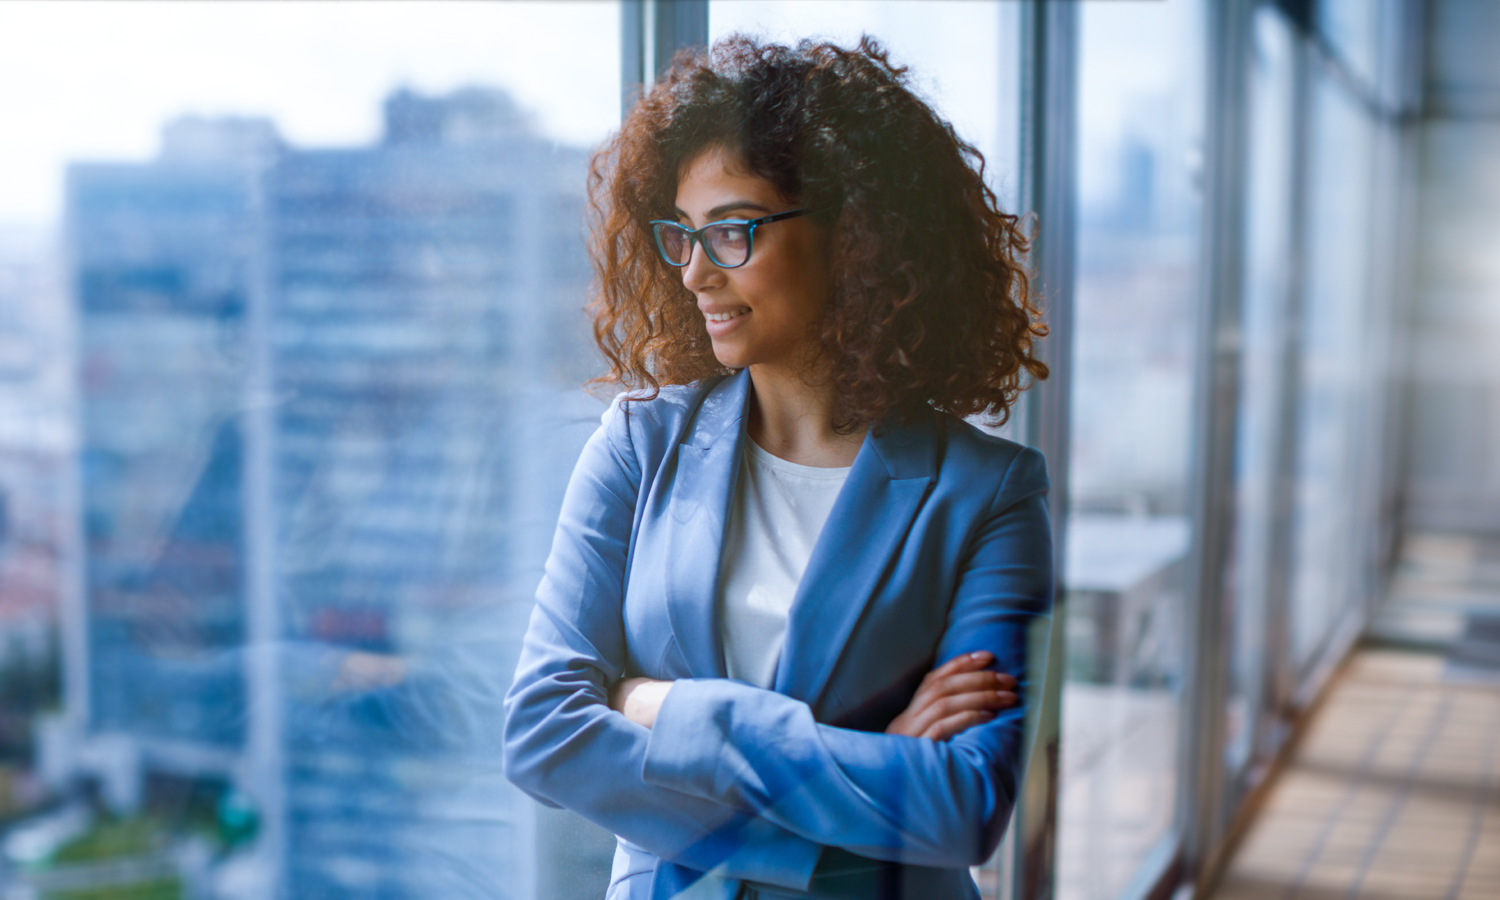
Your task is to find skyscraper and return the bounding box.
[264,85,597,899]
[70,116,276,760]
[66,88,609,898]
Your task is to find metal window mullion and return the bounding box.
[60,189,91,746]
[1364,0,1425,607]
[1221,0,1301,811]
[1261,7,1315,735]
[621,0,709,117]
[1009,2,1077,899]
[621,0,646,115]
[1378,0,1427,603]
[655,0,708,76]
[1179,0,1256,887]
[243,153,289,900]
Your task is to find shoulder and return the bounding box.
[934,415,1050,510]
[597,377,730,467]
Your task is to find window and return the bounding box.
[3,4,620,896]
[1059,1,1205,897]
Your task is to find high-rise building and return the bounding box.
[263,85,596,899]
[0,224,72,770]
[65,89,610,898]
[69,116,276,762]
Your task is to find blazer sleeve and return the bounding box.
[501,411,825,892]
[640,446,1053,869]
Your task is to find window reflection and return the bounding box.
[5,3,621,897]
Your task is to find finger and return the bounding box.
[920,671,1010,701]
[921,651,993,685]
[905,673,1004,728]
[904,689,1014,737]
[917,653,995,698]
[911,672,1017,715]
[923,709,997,742]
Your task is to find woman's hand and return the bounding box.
[885,651,1018,741]
[611,677,674,729]
[611,654,1016,738]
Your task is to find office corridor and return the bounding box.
[1213,535,1500,899]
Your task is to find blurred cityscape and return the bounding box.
[0,73,1206,900]
[0,85,616,899]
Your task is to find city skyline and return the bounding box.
[58,82,611,897]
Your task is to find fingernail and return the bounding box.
[969,651,992,661]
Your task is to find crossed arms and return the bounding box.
[501,416,1053,892]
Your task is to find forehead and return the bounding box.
[675,146,788,215]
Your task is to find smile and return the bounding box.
[705,309,749,323]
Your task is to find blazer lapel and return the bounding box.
[657,370,751,678]
[774,411,938,709]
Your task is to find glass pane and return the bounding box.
[1059,0,1204,897]
[1225,4,1298,777]
[1288,67,1375,675]
[3,2,620,897]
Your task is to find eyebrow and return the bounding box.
[674,200,773,222]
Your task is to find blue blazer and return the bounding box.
[502,369,1053,900]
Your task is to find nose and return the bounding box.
[680,240,725,294]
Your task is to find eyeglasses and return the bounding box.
[649,209,812,269]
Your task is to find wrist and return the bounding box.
[622,679,674,728]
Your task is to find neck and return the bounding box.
[745,362,867,468]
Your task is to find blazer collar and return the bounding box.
[659,371,751,679]
[863,406,940,482]
[663,368,942,706]
[682,369,751,451]
[773,409,938,709]
[683,368,940,481]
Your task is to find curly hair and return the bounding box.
[587,35,1047,429]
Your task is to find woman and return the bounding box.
[503,36,1052,900]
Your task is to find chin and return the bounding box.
[709,344,751,371]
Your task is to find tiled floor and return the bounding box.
[1211,650,1500,900]
[1370,533,1500,649]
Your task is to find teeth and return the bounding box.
[706,309,748,323]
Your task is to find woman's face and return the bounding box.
[673,146,831,374]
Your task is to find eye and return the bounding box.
[709,225,748,247]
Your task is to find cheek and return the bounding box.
[760,277,822,329]
[794,258,832,323]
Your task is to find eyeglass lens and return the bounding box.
[657,223,751,267]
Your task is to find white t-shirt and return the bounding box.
[718,439,851,688]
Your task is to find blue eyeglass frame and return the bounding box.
[648,208,813,269]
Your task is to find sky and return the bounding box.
[0,1,620,227]
[0,0,1173,229]
[1075,0,1202,214]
